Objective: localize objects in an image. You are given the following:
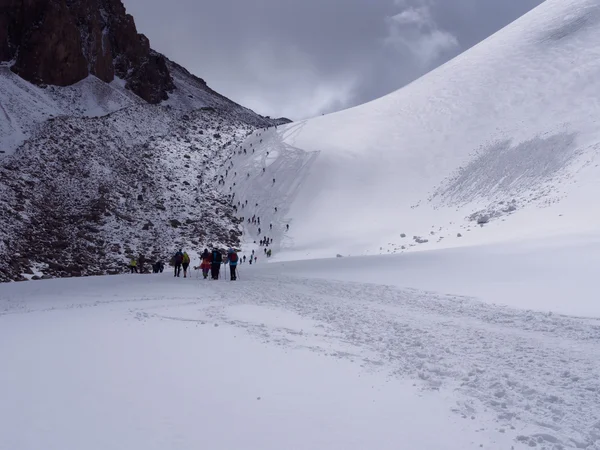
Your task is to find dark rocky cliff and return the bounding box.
[0,0,174,103]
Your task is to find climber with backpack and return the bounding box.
[200,249,211,279]
[227,248,239,281]
[129,257,138,274]
[182,251,191,278]
[210,248,223,280]
[173,249,184,277]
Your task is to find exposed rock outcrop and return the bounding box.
[0,0,174,103]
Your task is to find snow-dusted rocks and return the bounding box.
[0,0,292,282]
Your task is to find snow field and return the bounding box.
[2,274,518,450]
[1,265,599,449]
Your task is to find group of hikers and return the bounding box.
[197,248,239,280]
[128,255,164,274]
[172,250,192,277]
[128,248,245,280]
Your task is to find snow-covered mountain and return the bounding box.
[0,0,289,281]
[226,0,600,260]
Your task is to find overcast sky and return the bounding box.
[123,0,544,120]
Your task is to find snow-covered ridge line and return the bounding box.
[227,0,600,261]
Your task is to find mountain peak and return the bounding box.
[0,0,174,103]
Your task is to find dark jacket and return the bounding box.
[174,251,184,264]
[210,250,223,264]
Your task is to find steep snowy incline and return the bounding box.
[223,0,600,260]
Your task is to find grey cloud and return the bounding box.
[123,0,544,120]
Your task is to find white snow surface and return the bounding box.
[221,0,600,261]
[3,1,600,448]
[1,261,599,450]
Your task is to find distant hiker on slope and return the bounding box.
[182,252,191,278]
[173,249,184,277]
[129,257,138,273]
[210,248,223,280]
[267,249,272,258]
[228,248,239,281]
[200,249,211,279]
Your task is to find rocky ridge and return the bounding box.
[0,0,291,281]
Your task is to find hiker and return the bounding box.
[210,248,223,280]
[254,256,257,263]
[270,224,272,230]
[228,248,239,281]
[274,207,278,212]
[129,257,138,274]
[243,255,247,263]
[286,224,290,231]
[258,227,261,235]
[257,217,260,225]
[273,178,276,184]
[138,254,146,274]
[173,249,184,277]
[264,248,267,255]
[182,252,191,278]
[200,249,211,279]
[152,261,163,273]
[267,249,272,258]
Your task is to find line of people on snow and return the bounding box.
[129,255,165,274]
[128,246,262,279]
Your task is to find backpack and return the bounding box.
[182,253,190,264]
[229,252,238,263]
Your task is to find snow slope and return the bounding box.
[222,0,600,260]
[0,67,139,157]
[1,267,599,450]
